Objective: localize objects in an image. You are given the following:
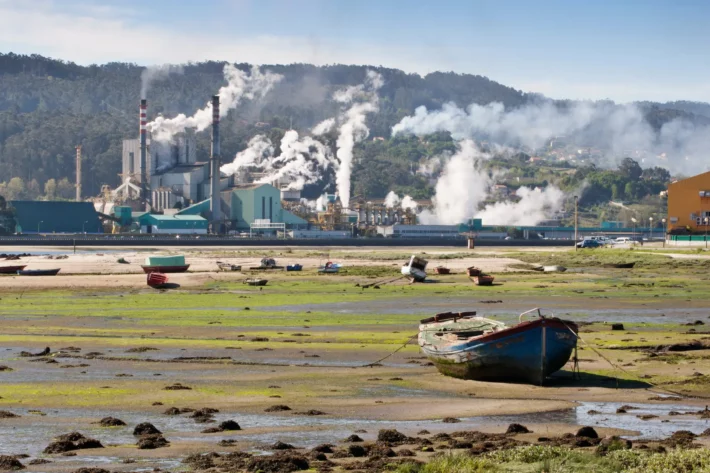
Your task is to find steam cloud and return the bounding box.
[392,100,710,175]
[417,140,564,225]
[334,70,383,208]
[141,64,184,99]
[221,130,334,190]
[220,71,383,203]
[148,65,282,142]
[384,191,418,211]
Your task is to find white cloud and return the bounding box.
[1,0,708,103]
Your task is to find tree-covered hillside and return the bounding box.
[0,52,704,204]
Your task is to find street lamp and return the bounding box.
[649,217,653,242]
[37,220,43,234]
[82,220,88,234]
[573,195,578,251]
[662,218,666,248]
[631,217,637,242]
[705,217,709,249]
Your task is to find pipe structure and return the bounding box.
[75,145,82,202]
[209,95,221,228]
[139,99,149,209]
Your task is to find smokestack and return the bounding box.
[210,95,221,228]
[75,145,82,202]
[139,99,149,210]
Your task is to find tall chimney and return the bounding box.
[209,95,221,228]
[139,99,149,210]
[75,145,82,202]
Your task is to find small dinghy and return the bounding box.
[250,258,284,270]
[286,264,303,272]
[434,266,451,275]
[147,272,169,288]
[17,268,61,276]
[318,262,340,274]
[244,278,268,286]
[0,265,26,274]
[466,266,483,277]
[218,263,242,272]
[543,265,567,273]
[401,255,428,282]
[418,308,578,385]
[472,275,495,286]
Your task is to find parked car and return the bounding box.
[577,238,601,249]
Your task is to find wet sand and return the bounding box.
[1,246,709,470]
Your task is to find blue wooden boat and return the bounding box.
[286,264,303,272]
[418,308,578,385]
[17,268,61,276]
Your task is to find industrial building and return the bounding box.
[11,201,102,234]
[376,224,464,238]
[137,214,208,234]
[666,171,710,232]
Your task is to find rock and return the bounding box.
[74,438,104,449]
[97,417,126,427]
[28,459,51,465]
[201,427,223,434]
[43,440,77,454]
[506,423,531,434]
[265,405,292,412]
[0,365,12,371]
[369,444,396,457]
[293,410,327,416]
[347,445,367,457]
[0,410,19,418]
[219,420,241,431]
[700,428,710,437]
[417,430,430,435]
[163,383,191,390]
[163,407,182,415]
[133,422,161,436]
[311,444,334,453]
[398,449,416,457]
[597,436,632,454]
[575,426,599,439]
[0,455,24,471]
[616,408,627,413]
[219,439,238,447]
[377,429,408,444]
[345,435,363,442]
[71,469,110,473]
[246,451,309,472]
[611,323,625,331]
[271,441,296,450]
[183,453,216,469]
[442,417,461,423]
[136,434,169,449]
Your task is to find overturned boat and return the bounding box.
[418,308,578,385]
[401,255,428,282]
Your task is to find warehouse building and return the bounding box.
[666,171,710,232]
[137,214,208,234]
[11,201,103,234]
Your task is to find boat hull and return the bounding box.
[286,265,302,271]
[0,265,26,274]
[401,267,426,282]
[147,272,169,288]
[141,265,190,274]
[17,269,61,276]
[434,267,450,275]
[420,318,577,385]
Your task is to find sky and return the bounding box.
[1,0,709,103]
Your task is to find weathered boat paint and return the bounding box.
[419,309,578,385]
[401,255,428,282]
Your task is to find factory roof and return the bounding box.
[148,214,206,222]
[230,183,267,190]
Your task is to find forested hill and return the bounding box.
[0,52,708,199]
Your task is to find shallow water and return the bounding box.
[2,400,707,460]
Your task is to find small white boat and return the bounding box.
[543,265,567,273]
[401,255,428,282]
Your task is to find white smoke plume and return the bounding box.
[384,191,419,211]
[384,191,400,208]
[141,64,184,99]
[418,140,564,225]
[392,101,710,174]
[148,65,282,142]
[312,118,336,135]
[417,156,442,177]
[334,70,383,208]
[220,130,334,191]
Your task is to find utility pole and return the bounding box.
[75,145,82,201]
[574,195,578,251]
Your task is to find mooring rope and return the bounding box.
[560,320,710,400]
[361,333,419,368]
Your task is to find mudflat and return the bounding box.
[1,246,709,472]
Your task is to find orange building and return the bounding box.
[667,171,710,232]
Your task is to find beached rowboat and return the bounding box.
[418,308,578,385]
[147,272,169,288]
[244,278,268,286]
[0,265,26,274]
[17,268,61,276]
[472,275,495,286]
[434,266,451,275]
